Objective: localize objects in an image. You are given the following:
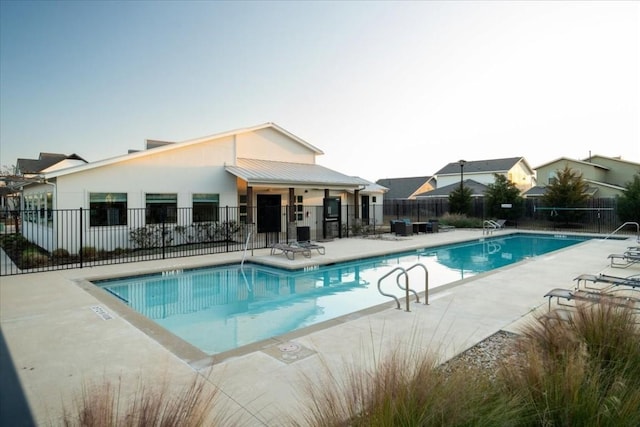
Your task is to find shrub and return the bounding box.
[20,248,49,268]
[439,213,483,228]
[79,246,97,260]
[52,248,70,259]
[129,225,174,249]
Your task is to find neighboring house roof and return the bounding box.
[415,179,488,198]
[534,156,611,171]
[375,176,434,199]
[435,157,527,175]
[225,158,366,189]
[16,153,87,175]
[43,122,322,179]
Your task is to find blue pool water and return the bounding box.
[97,234,589,355]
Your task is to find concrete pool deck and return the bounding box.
[1,229,639,425]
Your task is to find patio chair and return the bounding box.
[394,219,413,236]
[574,273,640,292]
[296,241,325,255]
[270,242,311,260]
[608,250,640,268]
[544,287,640,312]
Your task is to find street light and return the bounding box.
[458,159,466,193]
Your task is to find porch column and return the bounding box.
[289,188,296,222]
[246,186,253,224]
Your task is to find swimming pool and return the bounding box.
[96,233,589,355]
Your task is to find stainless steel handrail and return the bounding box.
[377,262,429,311]
[603,222,640,242]
[377,267,410,311]
[405,263,429,305]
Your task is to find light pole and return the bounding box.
[458,159,466,193]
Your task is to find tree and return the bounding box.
[542,165,589,225]
[616,172,640,223]
[484,173,524,221]
[449,184,473,216]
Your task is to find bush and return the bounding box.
[79,246,97,260]
[20,248,49,268]
[52,248,70,259]
[439,213,483,228]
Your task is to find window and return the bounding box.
[295,195,304,221]
[193,193,219,222]
[146,193,177,224]
[372,196,377,203]
[238,194,248,224]
[90,193,127,226]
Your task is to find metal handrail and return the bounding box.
[405,263,429,305]
[396,272,420,303]
[377,267,410,311]
[240,230,253,293]
[377,263,429,311]
[603,222,640,242]
[483,220,499,235]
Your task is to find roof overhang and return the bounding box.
[225,158,365,190]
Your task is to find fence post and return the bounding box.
[162,218,166,259]
[79,207,83,268]
[225,206,229,252]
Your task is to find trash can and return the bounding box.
[428,219,439,233]
[297,226,310,242]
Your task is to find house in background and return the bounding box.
[1,153,88,216]
[415,179,488,199]
[375,176,436,200]
[18,123,385,252]
[524,155,639,199]
[17,152,88,177]
[433,157,535,193]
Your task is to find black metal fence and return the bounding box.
[0,204,384,276]
[1,198,634,276]
[383,197,627,235]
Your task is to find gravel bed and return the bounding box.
[440,330,524,380]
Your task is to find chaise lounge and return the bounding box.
[270,242,311,260]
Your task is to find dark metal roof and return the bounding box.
[16,153,87,174]
[375,176,433,199]
[415,179,488,198]
[435,157,523,175]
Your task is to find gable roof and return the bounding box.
[435,157,525,175]
[225,158,366,189]
[43,123,322,179]
[16,153,86,175]
[534,156,611,170]
[415,179,488,198]
[375,176,434,199]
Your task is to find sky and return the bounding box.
[1,1,638,182]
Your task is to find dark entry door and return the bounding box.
[257,195,281,233]
[361,195,370,224]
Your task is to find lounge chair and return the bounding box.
[296,241,325,255]
[270,242,311,260]
[544,287,640,312]
[608,250,640,268]
[574,273,640,292]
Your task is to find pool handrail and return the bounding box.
[603,222,640,243]
[377,267,410,311]
[378,262,429,311]
[405,263,429,305]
